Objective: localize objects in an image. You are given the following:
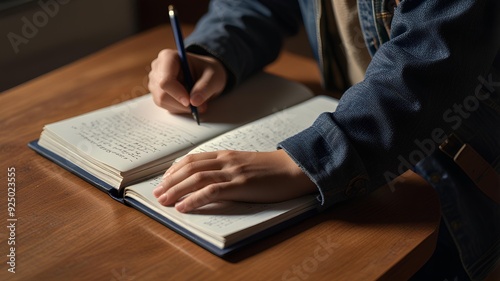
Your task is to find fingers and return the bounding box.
[149,49,190,113]
[174,181,232,212]
[153,153,219,198]
[152,150,317,213]
[190,56,227,107]
[163,171,230,212]
[148,49,227,113]
[153,152,218,198]
[153,153,231,211]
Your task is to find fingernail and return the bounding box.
[191,93,203,106]
[153,179,166,196]
[162,172,170,180]
[175,201,185,212]
[153,186,162,197]
[179,97,190,107]
[158,193,168,204]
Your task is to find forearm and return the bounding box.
[184,0,302,89]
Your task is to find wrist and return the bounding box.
[275,150,317,196]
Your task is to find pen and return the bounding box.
[168,5,200,125]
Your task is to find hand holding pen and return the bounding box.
[148,5,228,123]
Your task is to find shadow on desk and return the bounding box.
[224,171,439,265]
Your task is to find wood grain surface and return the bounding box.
[0,25,440,281]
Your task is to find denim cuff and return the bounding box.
[279,113,371,211]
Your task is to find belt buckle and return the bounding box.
[439,134,500,204]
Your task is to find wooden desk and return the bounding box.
[0,25,440,280]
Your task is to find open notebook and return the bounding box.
[29,72,339,256]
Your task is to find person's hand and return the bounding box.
[153,150,317,213]
[148,49,228,114]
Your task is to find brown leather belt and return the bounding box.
[439,134,500,204]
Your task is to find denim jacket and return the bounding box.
[185,1,500,279]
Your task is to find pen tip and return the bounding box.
[192,112,200,125]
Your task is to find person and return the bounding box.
[148,0,500,279]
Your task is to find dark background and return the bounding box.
[0,0,210,92]
[137,0,209,30]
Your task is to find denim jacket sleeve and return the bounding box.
[280,0,500,209]
[184,0,500,210]
[184,0,302,89]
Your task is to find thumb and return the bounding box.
[190,68,226,107]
